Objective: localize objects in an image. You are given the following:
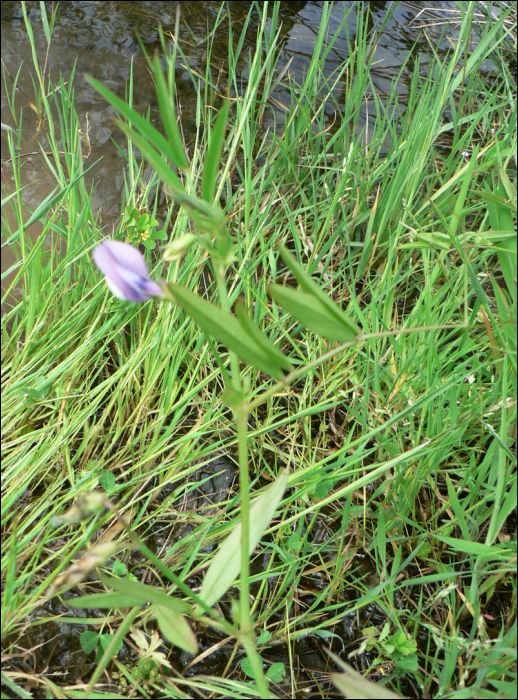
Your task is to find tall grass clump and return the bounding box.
[2,2,516,698]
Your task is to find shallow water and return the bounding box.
[2,0,464,312]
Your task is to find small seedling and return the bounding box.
[123,205,167,249]
[130,629,172,681]
[80,630,123,663]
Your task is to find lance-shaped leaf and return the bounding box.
[86,75,187,176]
[96,574,190,613]
[154,604,198,655]
[151,55,189,170]
[331,670,405,699]
[269,284,358,343]
[202,100,230,204]
[196,469,288,611]
[235,302,292,372]
[272,242,360,341]
[167,285,289,379]
[164,186,228,239]
[85,575,198,654]
[68,592,144,609]
[113,121,185,197]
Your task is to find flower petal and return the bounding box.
[93,239,164,302]
[93,240,148,278]
[105,275,129,300]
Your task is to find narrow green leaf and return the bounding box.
[1,672,33,699]
[488,180,516,304]
[202,100,229,204]
[68,592,142,609]
[3,161,98,250]
[154,604,198,655]
[445,475,471,542]
[197,469,288,609]
[39,1,51,44]
[152,55,189,170]
[86,75,187,173]
[168,285,287,379]
[115,119,185,193]
[235,302,292,372]
[98,574,189,613]
[277,242,360,338]
[269,284,357,343]
[435,537,514,558]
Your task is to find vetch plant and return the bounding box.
[75,37,364,687]
[62,22,437,696]
[50,14,474,699]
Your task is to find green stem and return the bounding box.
[236,404,271,698]
[242,634,271,698]
[212,264,269,694]
[236,405,251,631]
[215,265,241,391]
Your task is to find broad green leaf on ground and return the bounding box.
[240,657,256,678]
[266,661,286,681]
[80,630,100,654]
[167,285,289,379]
[196,469,289,610]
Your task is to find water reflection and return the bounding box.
[2,1,460,309]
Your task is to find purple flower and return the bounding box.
[93,239,164,302]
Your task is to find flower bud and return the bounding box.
[93,239,164,302]
[162,233,197,261]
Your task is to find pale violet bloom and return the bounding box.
[93,239,164,302]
